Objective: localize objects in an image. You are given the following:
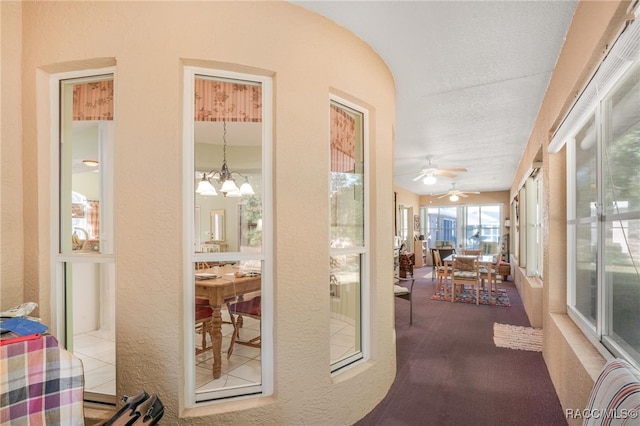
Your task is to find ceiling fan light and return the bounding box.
[449,194,459,202]
[423,175,437,185]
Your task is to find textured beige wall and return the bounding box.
[510,0,633,414]
[14,1,396,424]
[0,1,25,311]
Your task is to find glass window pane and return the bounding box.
[329,100,364,371]
[194,76,263,255]
[466,206,480,249]
[58,74,116,403]
[427,207,457,248]
[606,218,640,358]
[479,205,501,245]
[194,260,262,395]
[192,75,264,399]
[60,77,114,254]
[329,254,362,364]
[66,262,116,396]
[330,102,364,249]
[575,222,597,325]
[575,115,597,219]
[603,66,640,217]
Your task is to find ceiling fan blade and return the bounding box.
[440,167,468,173]
[459,193,470,198]
[412,172,428,181]
[394,170,422,177]
[437,193,449,199]
[435,170,458,178]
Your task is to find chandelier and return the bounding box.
[196,122,255,197]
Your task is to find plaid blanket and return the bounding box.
[0,335,84,425]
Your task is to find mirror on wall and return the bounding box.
[210,209,225,242]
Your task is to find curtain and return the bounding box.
[73,81,113,120]
[86,201,100,239]
[195,80,262,122]
[330,105,355,173]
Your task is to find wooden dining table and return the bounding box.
[442,253,497,301]
[195,266,261,379]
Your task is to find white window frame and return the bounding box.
[525,173,543,278]
[328,95,370,374]
[182,67,274,404]
[554,10,640,366]
[49,68,117,405]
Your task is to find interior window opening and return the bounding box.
[186,69,272,403]
[329,98,367,373]
[56,73,116,405]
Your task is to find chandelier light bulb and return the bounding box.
[196,176,217,195]
[240,180,255,195]
[220,178,239,194]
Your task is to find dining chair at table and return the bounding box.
[195,298,214,356]
[460,249,482,255]
[226,293,262,358]
[433,249,451,294]
[451,255,481,305]
[479,252,502,297]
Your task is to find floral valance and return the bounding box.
[195,79,262,122]
[330,105,356,173]
[73,80,113,121]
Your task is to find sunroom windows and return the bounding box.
[564,55,640,365]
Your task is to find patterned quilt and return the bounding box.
[0,335,84,425]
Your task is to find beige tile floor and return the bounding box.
[75,311,356,396]
[74,329,116,396]
[330,317,357,363]
[195,310,262,392]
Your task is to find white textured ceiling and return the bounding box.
[293,0,578,196]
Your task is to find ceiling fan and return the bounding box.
[408,156,467,185]
[436,183,480,201]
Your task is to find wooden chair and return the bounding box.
[452,255,481,305]
[480,252,502,297]
[460,249,481,255]
[195,298,214,356]
[432,249,451,294]
[431,247,455,278]
[226,294,261,358]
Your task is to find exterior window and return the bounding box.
[185,68,272,402]
[425,207,457,248]
[55,73,116,404]
[329,98,367,372]
[464,205,501,250]
[525,173,543,278]
[423,205,501,252]
[567,61,640,365]
[398,205,411,248]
